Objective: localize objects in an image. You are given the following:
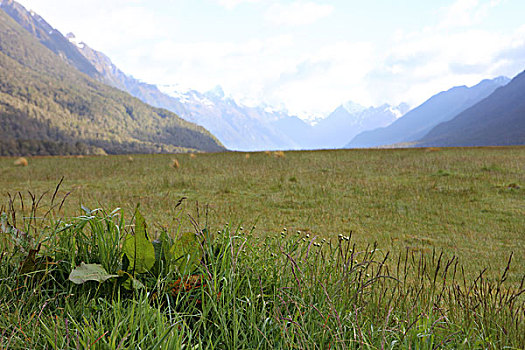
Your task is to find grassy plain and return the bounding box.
[1,147,523,281]
[0,146,524,349]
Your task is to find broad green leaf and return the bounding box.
[122,210,155,274]
[69,263,118,284]
[169,232,202,274]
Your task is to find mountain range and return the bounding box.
[305,102,409,149]
[0,0,223,156]
[416,70,525,147]
[156,85,301,151]
[71,35,409,151]
[157,86,409,150]
[1,0,524,153]
[346,77,511,148]
[1,0,408,151]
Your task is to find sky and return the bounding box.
[15,0,525,119]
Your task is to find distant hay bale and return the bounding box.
[76,155,84,159]
[189,153,196,159]
[172,159,180,168]
[274,151,285,158]
[264,150,272,156]
[245,153,250,159]
[127,156,134,162]
[14,157,28,167]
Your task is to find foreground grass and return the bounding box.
[0,203,523,349]
[1,147,524,282]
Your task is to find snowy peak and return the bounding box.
[387,103,410,119]
[205,85,225,100]
[342,100,367,114]
[284,102,408,149]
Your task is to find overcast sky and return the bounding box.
[15,0,525,118]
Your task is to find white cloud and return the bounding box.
[13,0,525,118]
[369,23,525,107]
[265,1,334,26]
[214,0,262,9]
[118,15,525,117]
[137,34,375,117]
[264,41,377,115]
[438,0,503,29]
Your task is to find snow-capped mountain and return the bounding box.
[158,85,303,151]
[159,84,409,150]
[1,0,406,151]
[282,102,410,149]
[61,30,405,151]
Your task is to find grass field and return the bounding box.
[0,147,524,348]
[1,147,523,281]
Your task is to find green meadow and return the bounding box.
[1,147,523,281]
[0,147,524,348]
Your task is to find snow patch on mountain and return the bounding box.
[66,32,85,49]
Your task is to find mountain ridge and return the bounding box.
[346,77,510,148]
[416,70,525,147]
[0,5,224,156]
[2,1,405,151]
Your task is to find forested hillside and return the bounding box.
[0,9,224,156]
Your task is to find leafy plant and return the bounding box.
[122,209,156,274]
[168,231,202,275]
[68,263,118,284]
